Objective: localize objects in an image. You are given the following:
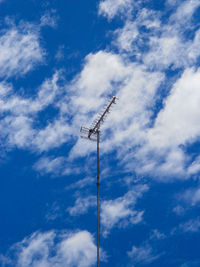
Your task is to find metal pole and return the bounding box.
[97,130,100,267]
[80,97,117,267]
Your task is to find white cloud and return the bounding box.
[56,231,97,267]
[0,38,198,180]
[34,156,66,175]
[40,10,58,28]
[170,0,200,24]
[1,0,200,180]
[144,30,200,70]
[0,254,11,266]
[157,68,200,144]
[67,196,96,216]
[69,51,164,159]
[115,8,160,53]
[131,67,200,178]
[180,218,200,233]
[65,177,95,191]
[0,70,62,115]
[55,45,65,61]
[0,81,12,96]
[33,119,71,152]
[0,71,67,151]
[188,156,200,175]
[127,243,160,264]
[7,230,97,267]
[101,184,148,236]
[166,0,181,6]
[180,261,200,267]
[45,202,62,222]
[114,1,200,70]
[173,205,185,216]
[34,155,81,176]
[3,115,35,148]
[150,229,166,240]
[87,1,200,178]
[179,187,200,206]
[73,51,131,109]
[0,22,44,78]
[99,0,133,19]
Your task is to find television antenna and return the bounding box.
[80,96,117,267]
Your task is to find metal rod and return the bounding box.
[80,96,118,267]
[97,130,100,267]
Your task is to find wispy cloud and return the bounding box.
[0,21,44,78]
[67,196,96,216]
[0,71,67,151]
[101,184,148,236]
[65,177,95,191]
[34,155,81,176]
[113,1,200,70]
[127,243,161,265]
[179,218,200,233]
[40,9,58,28]
[178,187,200,207]
[149,229,166,240]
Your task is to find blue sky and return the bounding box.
[1,0,200,266]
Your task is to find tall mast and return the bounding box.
[80,96,117,267]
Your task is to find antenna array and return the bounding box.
[80,96,117,267]
[80,96,117,140]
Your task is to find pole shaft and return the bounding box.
[97,130,100,267]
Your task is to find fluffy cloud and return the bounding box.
[5,230,97,267]
[101,184,148,236]
[144,68,200,174]
[0,22,44,78]
[69,50,164,159]
[114,1,200,70]
[1,0,200,181]
[144,29,200,70]
[119,66,200,178]
[5,43,199,179]
[149,68,200,147]
[98,0,133,19]
[115,8,160,53]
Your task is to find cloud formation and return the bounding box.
[101,184,148,236]
[1,0,200,181]
[4,230,96,267]
[0,22,44,78]
[99,0,133,19]
[127,243,160,265]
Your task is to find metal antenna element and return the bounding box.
[80,96,117,267]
